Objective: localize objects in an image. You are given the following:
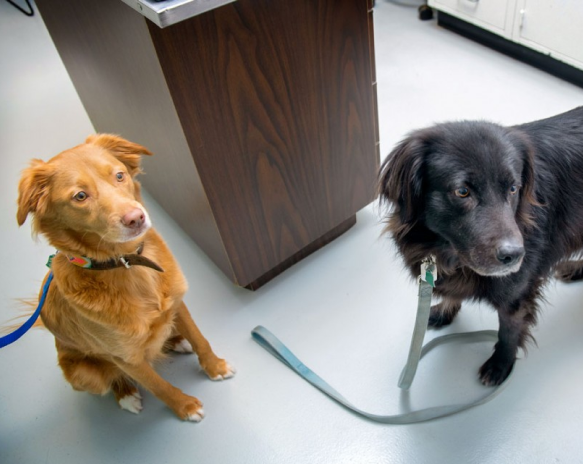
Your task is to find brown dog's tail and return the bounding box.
[0,298,45,336]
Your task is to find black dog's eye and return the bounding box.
[116,172,125,182]
[509,185,519,195]
[73,191,88,202]
[455,187,470,198]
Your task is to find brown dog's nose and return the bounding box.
[121,208,145,229]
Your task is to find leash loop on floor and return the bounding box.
[251,257,513,423]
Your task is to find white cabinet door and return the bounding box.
[513,0,583,70]
[430,0,517,37]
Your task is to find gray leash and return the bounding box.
[251,257,513,424]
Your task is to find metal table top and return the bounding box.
[120,0,236,28]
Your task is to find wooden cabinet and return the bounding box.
[36,0,379,289]
[429,0,583,72]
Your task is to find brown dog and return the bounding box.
[17,134,235,421]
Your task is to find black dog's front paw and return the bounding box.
[479,355,514,386]
[428,301,461,329]
[428,307,454,328]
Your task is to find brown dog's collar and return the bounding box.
[65,243,164,272]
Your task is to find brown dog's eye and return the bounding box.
[73,191,88,202]
[116,172,125,182]
[509,185,518,195]
[455,187,470,198]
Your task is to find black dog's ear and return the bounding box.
[507,128,539,227]
[379,133,428,225]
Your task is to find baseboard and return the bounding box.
[437,11,583,90]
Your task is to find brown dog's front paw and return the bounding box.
[479,355,514,386]
[173,395,205,422]
[208,360,236,381]
[202,358,236,381]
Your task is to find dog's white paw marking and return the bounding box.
[172,339,194,353]
[119,391,143,414]
[186,408,205,422]
[210,363,236,381]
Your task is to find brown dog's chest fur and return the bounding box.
[41,229,187,365]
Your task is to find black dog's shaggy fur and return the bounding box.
[379,106,583,386]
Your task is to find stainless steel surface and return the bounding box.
[120,0,236,28]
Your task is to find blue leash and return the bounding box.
[251,259,513,423]
[0,272,53,349]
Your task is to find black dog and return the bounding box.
[379,106,583,386]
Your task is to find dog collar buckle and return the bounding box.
[119,257,131,269]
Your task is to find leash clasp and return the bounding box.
[418,255,437,287]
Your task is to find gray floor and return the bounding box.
[2,1,583,463]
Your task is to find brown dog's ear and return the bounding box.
[17,159,54,226]
[379,133,428,227]
[86,134,153,176]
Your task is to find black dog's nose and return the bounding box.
[496,243,525,266]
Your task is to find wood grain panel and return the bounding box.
[244,215,357,290]
[148,0,378,286]
[36,0,379,288]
